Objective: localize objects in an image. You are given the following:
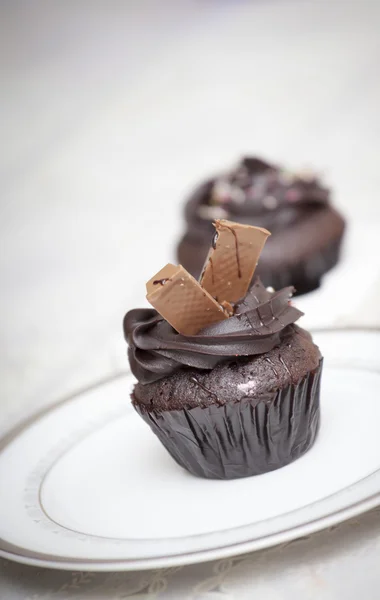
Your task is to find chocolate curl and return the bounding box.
[146,264,228,335]
[200,219,270,304]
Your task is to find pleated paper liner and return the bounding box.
[134,359,323,480]
[178,230,343,296]
[255,236,344,296]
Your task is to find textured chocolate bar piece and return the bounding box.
[146,264,228,335]
[200,220,270,303]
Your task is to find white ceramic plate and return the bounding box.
[0,329,380,571]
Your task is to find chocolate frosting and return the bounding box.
[187,157,330,235]
[124,279,303,384]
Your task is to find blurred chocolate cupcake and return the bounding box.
[124,220,322,479]
[177,157,345,295]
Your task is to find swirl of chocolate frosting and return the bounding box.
[187,157,330,235]
[124,279,303,384]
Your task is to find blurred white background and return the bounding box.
[1,2,380,595]
[2,0,380,431]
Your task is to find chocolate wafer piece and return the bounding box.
[200,220,270,304]
[146,264,228,335]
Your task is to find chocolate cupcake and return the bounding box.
[124,221,322,479]
[177,157,345,295]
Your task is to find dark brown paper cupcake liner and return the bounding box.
[255,236,344,295]
[177,231,343,296]
[134,359,323,480]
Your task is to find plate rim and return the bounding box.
[1,490,380,571]
[1,327,380,571]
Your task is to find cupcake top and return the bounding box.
[187,156,330,233]
[124,219,304,385]
[124,279,303,384]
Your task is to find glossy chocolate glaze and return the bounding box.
[124,279,303,384]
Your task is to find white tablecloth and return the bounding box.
[1,1,380,597]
